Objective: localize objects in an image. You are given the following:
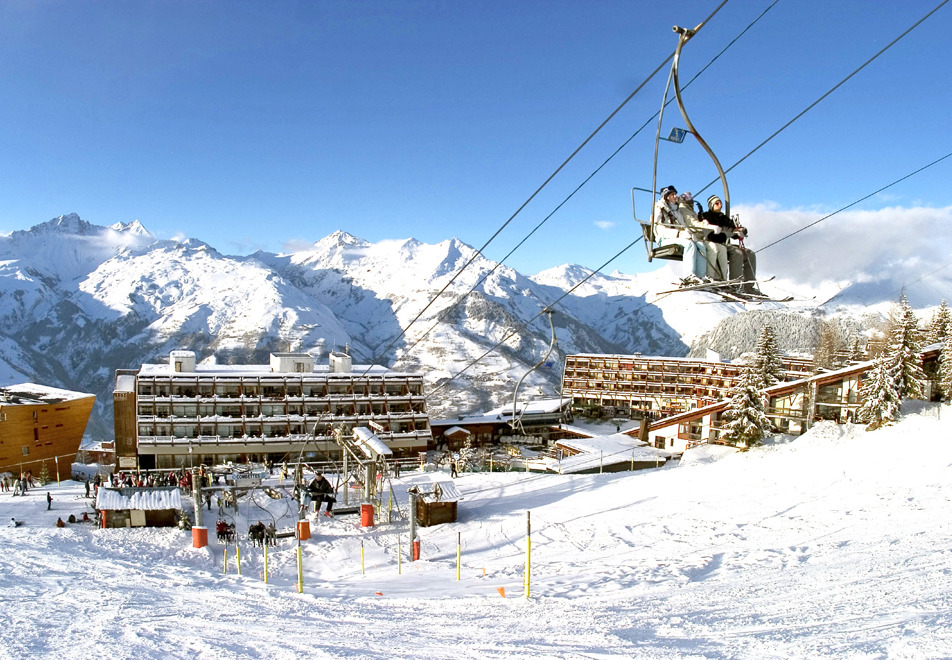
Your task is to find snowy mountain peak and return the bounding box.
[36,213,93,236]
[108,219,154,239]
[322,230,368,249]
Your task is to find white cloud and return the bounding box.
[594,220,615,230]
[737,204,952,294]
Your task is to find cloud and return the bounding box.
[738,203,952,278]
[594,220,615,230]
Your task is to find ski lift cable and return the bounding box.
[819,260,952,310]
[759,151,952,253]
[427,236,683,396]
[391,3,773,367]
[694,0,950,198]
[358,50,681,377]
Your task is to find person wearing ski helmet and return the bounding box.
[653,185,708,282]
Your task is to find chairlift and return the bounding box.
[637,23,731,265]
[509,309,558,437]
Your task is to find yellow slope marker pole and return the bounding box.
[223,548,228,574]
[361,540,365,575]
[236,543,241,576]
[398,536,402,575]
[296,543,303,593]
[263,544,269,584]
[457,532,461,581]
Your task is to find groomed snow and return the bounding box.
[2,404,952,657]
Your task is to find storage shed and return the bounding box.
[96,487,182,528]
[412,480,462,527]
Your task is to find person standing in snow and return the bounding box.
[47,492,52,510]
[653,185,709,283]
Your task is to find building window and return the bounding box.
[22,446,29,456]
[174,361,183,372]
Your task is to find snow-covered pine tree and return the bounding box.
[886,293,926,400]
[813,320,842,371]
[856,356,902,430]
[456,435,477,473]
[927,300,950,346]
[847,334,865,363]
[719,368,771,448]
[938,338,952,402]
[752,325,785,386]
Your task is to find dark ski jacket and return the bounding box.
[699,209,746,244]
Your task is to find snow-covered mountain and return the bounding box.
[0,214,933,440]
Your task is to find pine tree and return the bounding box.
[719,368,771,448]
[456,435,477,473]
[886,293,926,400]
[813,320,842,371]
[938,339,952,402]
[856,356,902,430]
[847,334,865,363]
[927,300,950,346]
[38,462,51,486]
[752,325,785,386]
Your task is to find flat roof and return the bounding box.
[136,363,414,377]
[0,383,95,406]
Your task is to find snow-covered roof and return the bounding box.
[96,487,182,511]
[115,374,136,393]
[0,383,95,405]
[137,362,407,377]
[443,426,471,437]
[548,432,674,474]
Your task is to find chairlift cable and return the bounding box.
[694,0,950,198]
[759,151,952,253]
[392,3,772,368]
[363,49,679,376]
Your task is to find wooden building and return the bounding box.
[0,383,95,481]
[562,353,815,419]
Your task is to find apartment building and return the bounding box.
[562,353,815,419]
[114,350,433,470]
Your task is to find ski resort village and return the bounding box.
[4,2,952,658]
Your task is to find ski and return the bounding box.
[658,275,775,296]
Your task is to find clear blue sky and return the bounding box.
[1,0,950,279]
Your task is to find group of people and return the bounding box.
[3,472,35,496]
[248,520,277,547]
[653,185,760,294]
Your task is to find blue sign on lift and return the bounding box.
[665,127,688,143]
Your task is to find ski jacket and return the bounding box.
[699,209,747,244]
[654,198,709,240]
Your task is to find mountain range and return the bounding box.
[0,213,916,440]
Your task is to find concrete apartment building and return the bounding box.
[114,350,433,470]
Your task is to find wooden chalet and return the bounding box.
[0,383,96,481]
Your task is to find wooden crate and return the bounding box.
[416,499,457,527]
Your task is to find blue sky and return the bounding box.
[1,0,950,287]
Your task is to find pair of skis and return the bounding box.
[660,275,792,303]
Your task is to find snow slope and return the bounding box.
[2,404,951,658]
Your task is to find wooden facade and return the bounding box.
[562,353,815,419]
[0,384,95,481]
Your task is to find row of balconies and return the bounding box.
[136,430,433,447]
[136,392,426,403]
